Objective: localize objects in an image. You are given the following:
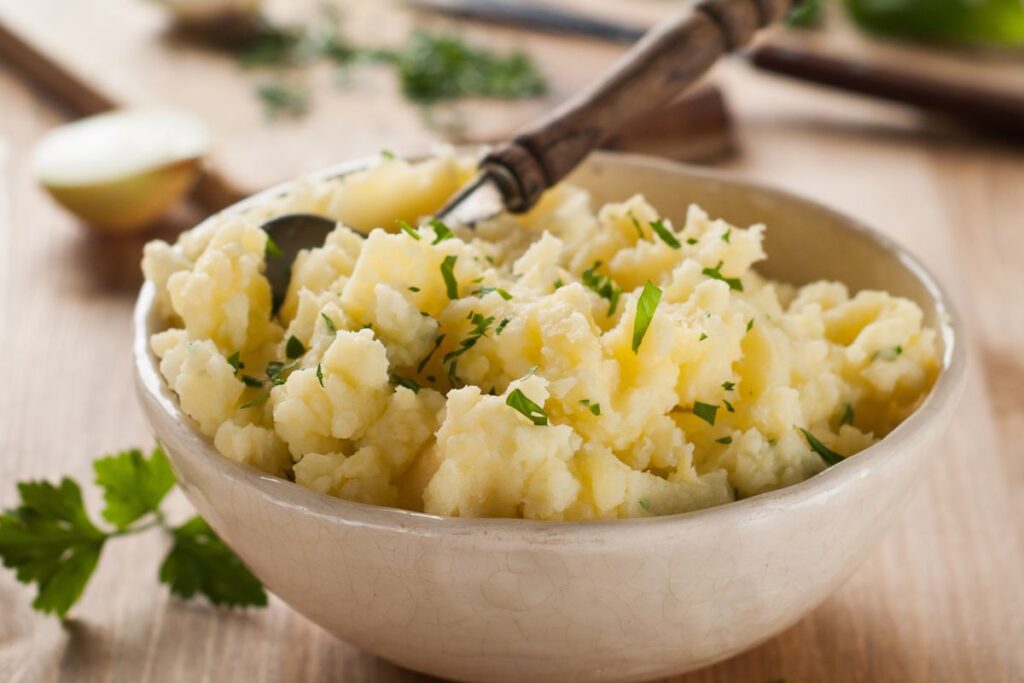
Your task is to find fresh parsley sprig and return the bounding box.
[631,281,662,353]
[0,445,267,619]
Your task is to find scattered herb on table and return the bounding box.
[0,445,266,618]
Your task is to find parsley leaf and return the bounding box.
[722,381,735,391]
[397,219,421,240]
[746,318,755,332]
[265,234,284,259]
[579,399,601,416]
[693,401,718,426]
[321,312,337,335]
[443,312,494,364]
[417,334,445,373]
[699,332,708,341]
[316,363,324,387]
[638,498,651,511]
[285,335,306,360]
[158,516,267,608]
[581,261,623,316]
[631,281,662,353]
[429,219,453,244]
[473,286,513,301]
[840,403,855,426]
[723,399,735,413]
[650,219,681,249]
[722,227,732,243]
[800,429,844,466]
[686,237,699,245]
[702,261,743,292]
[227,352,244,374]
[506,388,548,426]
[716,436,733,445]
[440,255,459,299]
[0,479,107,618]
[495,318,511,335]
[93,446,175,529]
[390,374,421,393]
[627,211,645,238]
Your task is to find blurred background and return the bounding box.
[0,1,1021,682]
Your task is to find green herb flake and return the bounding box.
[495,318,511,335]
[255,81,310,120]
[440,255,459,299]
[686,237,699,245]
[723,399,735,413]
[716,436,733,445]
[579,399,601,416]
[429,219,454,245]
[650,219,682,249]
[701,261,743,292]
[746,318,755,332]
[443,312,495,363]
[380,149,396,159]
[227,352,244,374]
[840,403,855,426]
[638,498,651,511]
[320,312,337,335]
[265,234,284,259]
[506,388,548,426]
[800,428,844,466]
[316,363,324,388]
[722,227,732,243]
[627,211,645,238]
[390,374,421,393]
[693,401,718,426]
[473,286,513,301]
[240,392,271,409]
[397,219,421,240]
[285,335,306,360]
[699,332,708,341]
[581,262,623,316]
[722,381,735,391]
[874,345,904,361]
[553,278,564,290]
[241,375,264,388]
[417,334,445,374]
[631,281,662,353]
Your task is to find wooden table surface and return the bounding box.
[1,35,1022,683]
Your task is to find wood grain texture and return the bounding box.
[1,31,1022,683]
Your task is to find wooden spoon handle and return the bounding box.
[483,0,801,212]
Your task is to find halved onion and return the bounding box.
[32,108,210,233]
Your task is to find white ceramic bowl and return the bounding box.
[134,153,966,683]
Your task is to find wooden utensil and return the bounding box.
[439,0,799,222]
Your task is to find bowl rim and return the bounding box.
[133,151,967,534]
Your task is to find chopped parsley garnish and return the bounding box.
[227,352,243,374]
[627,211,645,238]
[390,374,421,393]
[380,149,395,159]
[638,498,651,511]
[316,363,324,387]
[686,237,699,245]
[265,235,284,258]
[874,345,903,361]
[722,227,732,243]
[320,312,337,334]
[429,219,453,244]
[440,255,459,299]
[265,359,300,385]
[240,393,271,409]
[746,318,755,332]
[409,286,421,292]
[241,375,264,388]
[631,281,662,353]
[723,399,735,413]
[722,381,735,391]
[443,312,494,363]
[800,428,844,466]
[693,401,718,426]
[506,389,548,426]
[579,399,601,416]
[397,219,421,240]
[285,335,306,360]
[716,436,733,445]
[699,332,708,341]
[447,359,460,388]
[840,403,855,426]
[417,334,445,373]
[495,318,511,335]
[255,81,310,120]
[473,286,513,300]
[582,261,623,316]
[701,261,743,292]
[650,219,681,249]
[553,278,564,290]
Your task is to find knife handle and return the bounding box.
[483,0,800,212]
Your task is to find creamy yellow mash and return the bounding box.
[143,153,939,520]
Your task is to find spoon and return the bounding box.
[262,0,804,303]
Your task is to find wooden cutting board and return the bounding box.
[0,0,733,213]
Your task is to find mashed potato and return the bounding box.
[143,153,940,520]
